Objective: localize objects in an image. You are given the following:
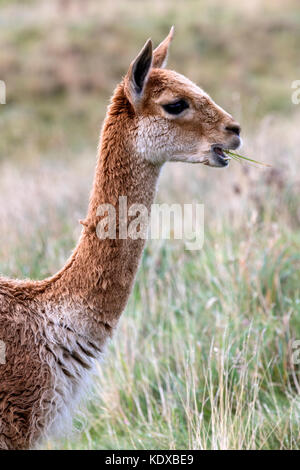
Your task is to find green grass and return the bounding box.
[224,150,272,167]
[1,140,299,449]
[48,220,300,450]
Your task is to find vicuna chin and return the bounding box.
[0,27,241,450]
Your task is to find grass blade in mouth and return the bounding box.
[224,150,271,167]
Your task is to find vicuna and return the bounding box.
[0,28,241,449]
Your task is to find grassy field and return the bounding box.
[0,0,300,450]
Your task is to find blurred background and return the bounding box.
[0,0,300,450]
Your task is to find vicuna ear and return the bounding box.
[125,38,153,106]
[152,26,174,69]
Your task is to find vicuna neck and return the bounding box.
[46,85,161,331]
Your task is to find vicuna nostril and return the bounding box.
[225,125,241,136]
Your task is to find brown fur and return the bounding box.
[0,29,240,449]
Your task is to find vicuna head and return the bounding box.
[123,27,241,167]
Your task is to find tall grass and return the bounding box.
[51,217,300,449]
[0,115,298,449]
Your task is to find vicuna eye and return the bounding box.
[162,99,189,115]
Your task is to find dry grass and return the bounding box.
[0,114,299,449]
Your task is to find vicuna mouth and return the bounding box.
[211,144,231,167]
